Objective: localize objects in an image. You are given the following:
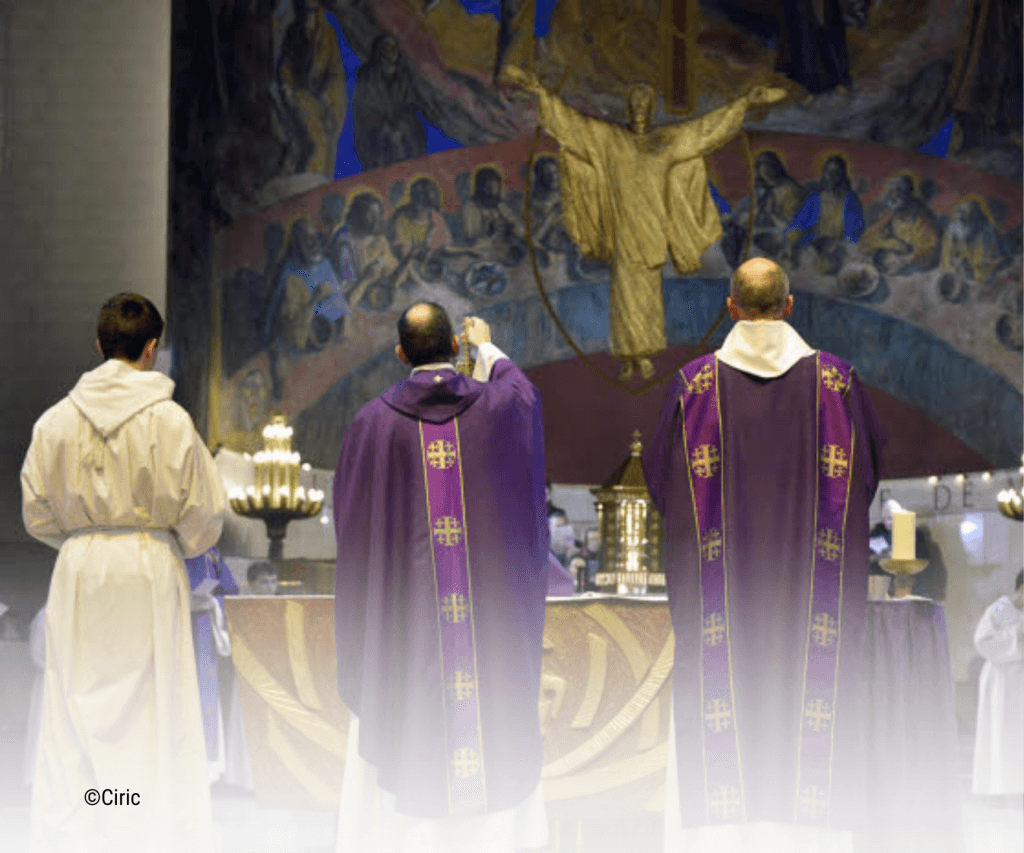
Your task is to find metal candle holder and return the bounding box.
[227,414,324,561]
[997,487,1023,521]
[879,557,929,599]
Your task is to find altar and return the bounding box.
[224,593,963,840]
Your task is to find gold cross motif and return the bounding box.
[821,365,847,393]
[709,785,741,819]
[815,528,842,562]
[798,784,828,819]
[433,516,463,547]
[703,612,726,647]
[686,363,715,395]
[426,439,457,470]
[704,698,732,733]
[811,612,839,647]
[447,670,476,701]
[441,593,469,624]
[803,698,833,733]
[819,445,849,479]
[450,747,481,778]
[691,444,721,479]
[701,527,723,562]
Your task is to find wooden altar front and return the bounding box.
[223,595,674,818]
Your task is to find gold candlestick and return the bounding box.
[879,557,929,599]
[228,414,324,561]
[456,324,476,376]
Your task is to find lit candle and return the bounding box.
[891,509,915,560]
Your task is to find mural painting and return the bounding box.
[167,0,1021,467]
[212,129,1022,471]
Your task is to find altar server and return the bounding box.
[644,258,885,851]
[973,570,1024,798]
[333,304,549,852]
[21,293,225,853]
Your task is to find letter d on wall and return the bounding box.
[934,484,952,512]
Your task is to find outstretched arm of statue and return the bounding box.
[502,65,597,161]
[680,86,787,160]
[500,64,544,94]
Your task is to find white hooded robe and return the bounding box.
[21,358,225,853]
[972,595,1024,795]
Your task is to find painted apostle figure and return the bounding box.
[503,66,786,381]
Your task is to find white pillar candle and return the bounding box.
[891,509,916,560]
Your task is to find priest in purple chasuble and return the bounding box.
[333,303,550,850]
[644,258,886,851]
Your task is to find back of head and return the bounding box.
[247,561,276,584]
[97,293,164,361]
[731,258,789,318]
[397,301,455,366]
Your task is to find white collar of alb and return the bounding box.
[410,362,456,376]
[716,321,816,378]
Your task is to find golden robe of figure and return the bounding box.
[504,66,785,380]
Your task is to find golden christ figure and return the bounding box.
[503,66,785,381]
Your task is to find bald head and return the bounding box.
[397,301,456,366]
[728,258,792,320]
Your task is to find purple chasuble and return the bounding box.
[644,349,885,831]
[334,362,549,819]
[185,547,237,760]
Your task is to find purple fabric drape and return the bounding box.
[185,547,236,760]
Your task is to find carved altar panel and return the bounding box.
[224,595,674,815]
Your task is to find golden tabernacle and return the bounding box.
[591,431,665,594]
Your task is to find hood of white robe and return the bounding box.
[716,321,816,378]
[69,359,175,438]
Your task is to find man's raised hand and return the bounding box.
[463,316,492,348]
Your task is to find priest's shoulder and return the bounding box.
[677,352,717,381]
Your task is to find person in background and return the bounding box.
[868,498,948,600]
[548,509,578,567]
[567,555,588,594]
[247,561,279,595]
[972,570,1024,803]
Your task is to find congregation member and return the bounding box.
[247,560,279,595]
[21,293,225,853]
[973,570,1024,802]
[644,258,885,851]
[333,304,550,852]
[868,498,948,600]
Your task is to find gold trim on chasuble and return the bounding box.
[419,417,488,815]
